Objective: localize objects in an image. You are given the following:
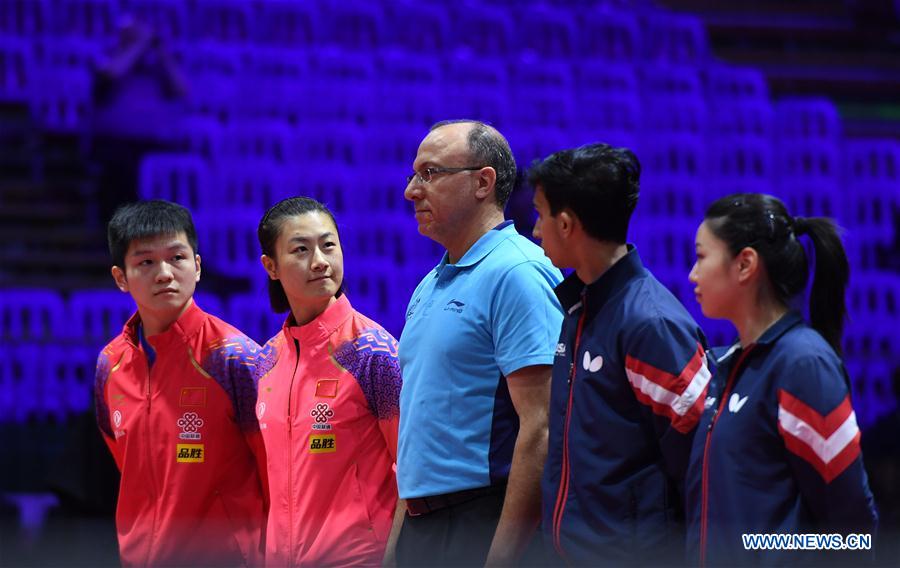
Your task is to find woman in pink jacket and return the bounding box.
[255,197,402,566]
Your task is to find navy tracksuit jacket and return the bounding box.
[542,247,711,565]
[685,311,878,566]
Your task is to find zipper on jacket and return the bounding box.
[699,345,755,567]
[287,337,302,567]
[142,349,161,565]
[552,294,588,559]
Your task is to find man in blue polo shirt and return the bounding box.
[387,120,563,567]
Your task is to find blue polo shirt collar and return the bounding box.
[436,221,517,274]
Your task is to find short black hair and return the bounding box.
[107,200,198,268]
[258,196,342,314]
[527,142,641,243]
[429,119,517,208]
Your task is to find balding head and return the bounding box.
[429,120,517,208]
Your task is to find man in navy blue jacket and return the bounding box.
[529,143,711,565]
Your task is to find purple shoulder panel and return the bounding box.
[201,335,269,432]
[333,328,401,420]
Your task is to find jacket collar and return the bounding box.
[555,245,646,317]
[715,310,805,364]
[284,294,354,348]
[122,299,207,348]
[753,310,804,346]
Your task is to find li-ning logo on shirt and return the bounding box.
[406,297,421,319]
[177,412,204,440]
[728,393,749,413]
[443,299,465,313]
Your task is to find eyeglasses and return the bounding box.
[406,165,486,185]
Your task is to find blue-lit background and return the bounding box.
[1,0,898,564]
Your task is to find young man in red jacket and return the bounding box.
[94,199,268,567]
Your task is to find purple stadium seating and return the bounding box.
[0,0,50,37]
[55,0,118,39]
[0,289,65,343]
[775,98,841,141]
[194,210,260,277]
[450,3,515,58]
[843,139,900,244]
[643,11,709,66]
[579,7,640,63]
[189,0,252,45]
[252,0,317,48]
[509,60,575,128]
[518,3,577,60]
[214,160,301,214]
[574,62,640,141]
[0,38,32,102]
[138,153,211,212]
[704,64,769,101]
[124,0,189,43]
[226,290,285,345]
[373,49,442,127]
[219,120,300,163]
[68,289,136,344]
[709,99,774,139]
[318,1,385,53]
[442,50,510,128]
[29,69,93,132]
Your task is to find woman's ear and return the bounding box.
[735,247,760,284]
[260,255,278,280]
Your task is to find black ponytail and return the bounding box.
[705,194,849,354]
[792,216,849,354]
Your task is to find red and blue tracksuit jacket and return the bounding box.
[685,311,878,566]
[94,300,269,567]
[542,248,711,565]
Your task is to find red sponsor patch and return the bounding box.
[315,379,339,398]
[180,387,207,407]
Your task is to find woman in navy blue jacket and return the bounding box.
[685,193,877,566]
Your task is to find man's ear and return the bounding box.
[558,209,576,238]
[111,266,128,293]
[194,254,202,282]
[473,166,498,201]
[261,255,278,280]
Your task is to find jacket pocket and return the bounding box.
[214,489,251,567]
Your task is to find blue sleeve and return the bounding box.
[490,261,564,377]
[202,335,265,433]
[777,354,878,533]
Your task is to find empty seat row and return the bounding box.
[1,1,706,64]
